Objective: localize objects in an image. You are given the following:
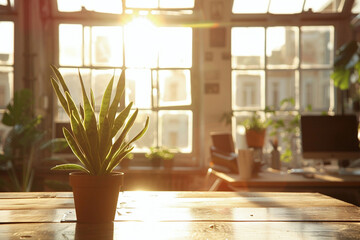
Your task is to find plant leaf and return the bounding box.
[99,116,111,161]
[50,77,69,116]
[126,116,149,147]
[110,109,138,156]
[90,89,95,110]
[78,69,100,171]
[111,102,133,138]
[99,76,114,127]
[50,65,70,93]
[63,127,93,173]
[39,138,68,152]
[106,147,134,173]
[65,92,81,122]
[79,105,85,120]
[108,71,125,127]
[51,163,89,173]
[69,112,93,166]
[331,68,350,90]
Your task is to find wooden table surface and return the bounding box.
[0,191,359,239]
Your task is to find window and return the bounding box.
[0,21,13,109]
[231,25,334,149]
[54,0,195,164]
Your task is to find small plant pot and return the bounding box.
[69,172,124,223]
[245,129,266,148]
[163,159,174,169]
[151,158,162,168]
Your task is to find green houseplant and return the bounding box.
[241,112,268,148]
[0,89,67,192]
[331,40,360,112]
[145,146,175,168]
[265,98,312,164]
[50,65,149,223]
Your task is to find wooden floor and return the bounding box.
[0,191,359,239]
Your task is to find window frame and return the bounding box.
[230,11,345,153]
[50,3,200,168]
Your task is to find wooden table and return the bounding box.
[208,168,360,206]
[0,191,359,239]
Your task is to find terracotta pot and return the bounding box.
[69,172,124,223]
[245,129,266,148]
[151,158,162,168]
[163,159,174,169]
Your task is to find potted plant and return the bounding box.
[49,65,149,223]
[0,89,68,192]
[240,112,268,148]
[265,98,312,165]
[331,40,360,113]
[145,146,175,169]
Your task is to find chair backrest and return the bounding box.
[210,132,235,153]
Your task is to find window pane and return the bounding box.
[57,0,82,12]
[232,70,264,109]
[59,24,83,66]
[159,0,194,8]
[158,70,191,106]
[301,70,332,110]
[57,0,122,13]
[353,0,360,13]
[125,19,157,68]
[304,0,342,13]
[0,67,13,108]
[301,26,334,67]
[128,110,156,152]
[91,26,123,67]
[0,22,14,65]
[232,27,265,69]
[269,0,303,14]
[232,0,269,13]
[159,110,192,152]
[267,27,298,68]
[158,27,192,68]
[126,0,158,8]
[267,71,296,109]
[125,69,152,109]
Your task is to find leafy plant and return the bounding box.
[331,40,360,90]
[0,89,67,191]
[145,146,175,161]
[265,98,312,163]
[50,65,149,175]
[240,111,268,131]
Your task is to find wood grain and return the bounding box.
[0,191,359,239]
[0,222,359,240]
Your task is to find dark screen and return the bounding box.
[301,115,359,153]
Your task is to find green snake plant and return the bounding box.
[50,65,149,175]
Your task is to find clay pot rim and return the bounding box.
[69,171,124,177]
[69,171,124,188]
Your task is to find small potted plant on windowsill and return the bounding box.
[49,65,149,223]
[241,112,268,148]
[145,146,175,169]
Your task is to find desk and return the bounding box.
[0,191,359,239]
[208,168,360,206]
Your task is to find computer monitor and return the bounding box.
[300,115,360,160]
